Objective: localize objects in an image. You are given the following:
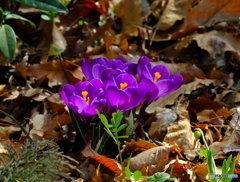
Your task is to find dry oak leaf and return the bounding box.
[112,0,142,36]
[215,90,240,106]
[128,144,173,171]
[163,98,201,160]
[146,78,215,113]
[175,30,240,59]
[188,99,229,113]
[28,113,71,139]
[196,109,224,125]
[37,21,66,63]
[209,107,240,153]
[27,60,81,87]
[152,61,206,81]
[121,140,158,157]
[153,0,194,31]
[183,0,240,29]
[165,160,192,178]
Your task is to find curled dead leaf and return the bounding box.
[128,144,173,171]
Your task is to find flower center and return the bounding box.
[120,82,128,90]
[153,72,161,83]
[81,91,90,104]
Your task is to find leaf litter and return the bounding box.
[0,0,240,181]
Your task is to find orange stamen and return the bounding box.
[120,82,128,90]
[153,72,161,83]
[81,91,90,104]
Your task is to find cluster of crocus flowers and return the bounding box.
[60,56,184,120]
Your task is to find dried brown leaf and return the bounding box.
[208,68,234,88]
[128,144,173,171]
[149,108,177,141]
[112,0,142,36]
[175,31,240,59]
[146,78,215,113]
[153,62,206,82]
[29,113,71,139]
[209,107,240,153]
[189,99,229,113]
[37,21,66,62]
[121,140,158,157]
[27,60,81,87]
[197,109,224,125]
[153,0,194,31]
[163,98,201,160]
[183,0,240,28]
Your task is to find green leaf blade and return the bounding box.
[0,25,16,61]
[6,14,36,27]
[15,0,68,13]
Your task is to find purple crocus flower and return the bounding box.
[137,56,184,103]
[60,79,106,120]
[102,73,149,113]
[81,57,137,80]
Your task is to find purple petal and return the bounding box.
[106,60,124,69]
[92,57,108,65]
[92,64,107,79]
[81,59,93,80]
[116,57,127,63]
[143,81,159,103]
[138,56,151,70]
[106,86,130,111]
[138,65,153,81]
[167,74,184,93]
[71,94,87,114]
[75,81,89,94]
[115,74,138,88]
[101,69,120,80]
[151,65,170,80]
[126,83,149,110]
[60,84,75,106]
[102,75,116,89]
[82,104,99,117]
[154,80,172,98]
[124,62,137,75]
[90,79,104,91]
[124,87,138,103]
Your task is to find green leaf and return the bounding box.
[111,110,123,128]
[41,14,51,21]
[53,17,60,23]
[97,111,109,128]
[200,148,208,158]
[117,124,128,132]
[15,0,68,13]
[222,159,227,175]
[52,46,64,53]
[6,13,36,27]
[116,136,128,138]
[0,25,16,61]
[148,172,175,182]
[133,170,142,181]
[126,111,134,136]
[78,20,85,26]
[124,167,132,179]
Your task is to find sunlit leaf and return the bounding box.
[89,155,122,174]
